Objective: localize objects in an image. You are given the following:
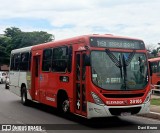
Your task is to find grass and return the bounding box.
[151,98,160,106]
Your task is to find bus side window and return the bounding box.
[29,52,32,70]
[10,54,14,70]
[151,62,158,73]
[52,47,68,72]
[158,61,160,72]
[42,49,52,72]
[14,53,21,71]
[21,52,29,71]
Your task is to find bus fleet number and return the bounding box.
[130,99,142,104]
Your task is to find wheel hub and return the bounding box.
[62,100,69,112]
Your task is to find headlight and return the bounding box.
[144,91,152,104]
[91,92,105,106]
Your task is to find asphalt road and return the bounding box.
[0,84,160,133]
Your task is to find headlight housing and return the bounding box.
[144,91,151,104]
[91,92,105,106]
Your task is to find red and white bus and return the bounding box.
[9,34,151,118]
[148,57,160,88]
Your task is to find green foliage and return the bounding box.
[151,49,158,57]
[0,27,54,65]
[0,36,11,65]
[4,27,21,38]
[151,98,160,106]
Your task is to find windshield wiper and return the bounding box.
[125,50,136,66]
[119,55,123,78]
[106,49,136,90]
[122,54,127,90]
[105,49,123,78]
[105,49,122,68]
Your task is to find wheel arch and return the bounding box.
[57,89,69,107]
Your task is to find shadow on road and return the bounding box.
[13,100,137,130]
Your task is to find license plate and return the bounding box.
[121,112,131,116]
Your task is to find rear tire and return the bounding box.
[5,84,9,89]
[21,87,29,105]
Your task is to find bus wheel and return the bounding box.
[58,95,70,113]
[62,99,69,113]
[21,87,29,106]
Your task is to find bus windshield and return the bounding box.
[91,51,148,90]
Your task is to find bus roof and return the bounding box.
[11,46,32,54]
[148,57,160,62]
[32,34,144,50]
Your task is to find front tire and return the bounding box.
[21,87,29,105]
[58,96,70,113]
[62,99,70,113]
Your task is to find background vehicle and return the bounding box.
[148,57,160,88]
[9,34,151,119]
[0,71,7,84]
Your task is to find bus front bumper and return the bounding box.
[87,101,150,119]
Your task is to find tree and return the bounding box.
[17,31,54,48]
[4,27,54,49]
[4,27,21,38]
[151,49,158,57]
[0,27,54,65]
[146,43,157,52]
[0,36,11,65]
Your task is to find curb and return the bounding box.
[137,112,160,120]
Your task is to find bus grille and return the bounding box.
[103,93,144,98]
[109,107,141,116]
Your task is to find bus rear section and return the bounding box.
[9,46,32,99]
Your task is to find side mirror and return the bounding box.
[84,54,91,66]
[149,61,152,76]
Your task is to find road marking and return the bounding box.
[150,111,160,115]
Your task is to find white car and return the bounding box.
[0,72,7,84]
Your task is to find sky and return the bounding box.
[0,0,159,47]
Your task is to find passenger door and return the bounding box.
[32,55,41,101]
[74,51,87,116]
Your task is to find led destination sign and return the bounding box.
[90,37,145,50]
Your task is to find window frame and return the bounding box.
[20,52,30,71]
[52,46,69,73]
[10,52,31,71]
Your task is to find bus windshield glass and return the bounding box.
[91,51,148,90]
